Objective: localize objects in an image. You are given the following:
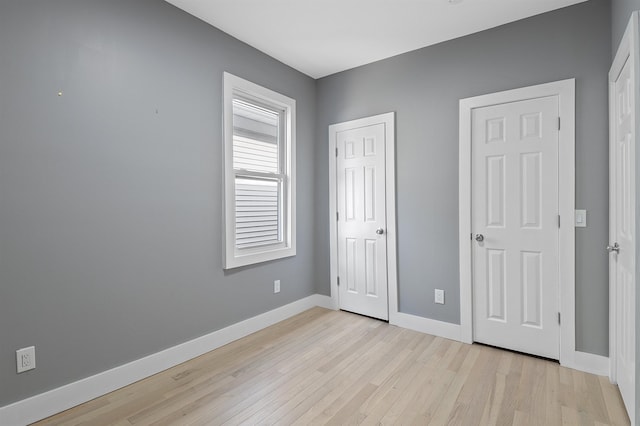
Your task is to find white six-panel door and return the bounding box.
[336,123,389,320]
[609,13,637,424]
[471,96,560,359]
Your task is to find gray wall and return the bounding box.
[0,0,316,406]
[612,0,640,53]
[0,0,622,411]
[316,0,612,356]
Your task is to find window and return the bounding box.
[223,73,296,269]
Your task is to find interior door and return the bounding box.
[336,123,389,320]
[609,13,637,424]
[471,95,560,359]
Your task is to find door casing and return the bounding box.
[329,112,398,321]
[459,79,576,366]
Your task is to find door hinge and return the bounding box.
[558,117,561,130]
[335,147,338,157]
[336,212,339,221]
[558,215,561,228]
[471,233,473,241]
[558,312,561,325]
[337,276,340,286]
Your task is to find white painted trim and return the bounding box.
[459,95,474,345]
[0,294,330,426]
[328,112,398,323]
[608,61,618,386]
[563,351,611,377]
[459,79,577,366]
[328,133,339,310]
[222,72,297,269]
[313,294,336,310]
[0,290,606,426]
[608,26,625,386]
[391,312,462,342]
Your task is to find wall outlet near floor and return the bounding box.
[16,346,36,373]
[274,280,281,294]
[434,289,445,305]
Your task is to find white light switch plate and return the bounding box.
[575,209,587,227]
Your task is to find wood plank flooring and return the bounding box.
[34,308,630,425]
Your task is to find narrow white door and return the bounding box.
[472,96,560,359]
[609,13,636,424]
[336,123,389,320]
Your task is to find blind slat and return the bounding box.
[235,177,281,249]
[233,136,279,174]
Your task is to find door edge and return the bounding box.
[608,10,639,425]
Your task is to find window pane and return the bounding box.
[235,177,281,249]
[233,136,278,173]
[232,99,279,174]
[223,73,295,269]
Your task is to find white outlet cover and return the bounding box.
[434,289,445,305]
[16,346,36,373]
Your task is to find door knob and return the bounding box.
[475,234,484,242]
[606,242,620,253]
[376,228,384,235]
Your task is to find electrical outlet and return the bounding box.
[434,289,445,305]
[274,280,281,294]
[16,346,36,373]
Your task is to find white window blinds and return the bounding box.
[235,178,280,249]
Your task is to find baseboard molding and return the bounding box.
[563,351,610,377]
[0,294,330,426]
[313,294,335,310]
[391,312,462,342]
[0,295,608,425]
[391,313,610,378]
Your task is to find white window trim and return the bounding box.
[223,72,296,269]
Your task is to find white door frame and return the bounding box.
[609,9,638,404]
[459,79,576,366]
[328,112,398,322]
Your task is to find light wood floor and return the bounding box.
[35,308,630,426]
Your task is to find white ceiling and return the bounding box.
[164,0,588,79]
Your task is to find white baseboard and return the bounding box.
[390,313,610,378]
[0,294,609,426]
[313,294,335,310]
[391,312,462,342]
[563,351,610,377]
[0,294,330,426]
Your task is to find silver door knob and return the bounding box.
[376,228,384,235]
[607,242,620,253]
[475,234,484,242]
